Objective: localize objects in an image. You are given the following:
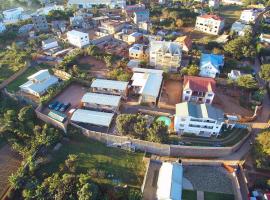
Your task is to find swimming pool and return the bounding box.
[156,116,171,127]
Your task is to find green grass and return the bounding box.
[38,132,146,187]
[182,190,197,200]
[204,192,235,200]
[218,5,244,28]
[169,128,249,147]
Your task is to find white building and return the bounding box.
[231,21,252,36]
[149,41,182,72]
[71,109,114,128]
[228,70,242,80]
[260,33,270,44]
[156,162,183,200]
[174,102,225,137]
[3,7,24,21]
[36,4,64,15]
[91,79,128,97]
[131,68,163,105]
[81,92,121,112]
[209,0,220,8]
[19,69,59,97]
[221,0,243,5]
[67,0,126,9]
[133,9,149,24]
[0,22,6,33]
[129,43,149,61]
[182,76,216,104]
[42,38,59,50]
[67,30,90,48]
[195,14,225,35]
[199,53,224,78]
[240,9,260,24]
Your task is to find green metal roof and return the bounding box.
[176,102,224,121]
[48,110,67,123]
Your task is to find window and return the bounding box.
[208,94,213,97]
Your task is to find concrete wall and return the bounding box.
[35,105,68,133]
[71,123,251,158]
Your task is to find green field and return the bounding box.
[38,131,146,187]
[204,191,235,200]
[182,190,234,200]
[170,128,249,147]
[218,5,244,28]
[182,190,197,200]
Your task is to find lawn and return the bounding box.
[182,190,234,200]
[169,128,249,147]
[218,5,244,28]
[182,190,197,200]
[204,192,235,200]
[38,131,146,187]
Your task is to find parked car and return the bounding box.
[60,103,71,112]
[48,101,59,109]
[54,102,63,111]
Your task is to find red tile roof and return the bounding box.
[183,76,216,93]
[175,36,192,50]
[199,14,224,21]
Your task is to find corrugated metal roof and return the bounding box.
[156,162,183,200]
[176,102,224,121]
[91,79,128,91]
[71,109,114,127]
[48,110,66,123]
[81,92,121,107]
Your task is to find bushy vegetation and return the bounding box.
[116,114,169,143]
[224,32,256,60]
[150,6,198,32]
[0,43,31,83]
[253,129,270,170]
[0,104,62,158]
[180,64,200,76]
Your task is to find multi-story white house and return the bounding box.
[19,69,59,97]
[199,53,224,78]
[133,9,149,24]
[67,30,90,48]
[240,9,260,24]
[195,14,225,35]
[182,76,216,104]
[174,102,225,137]
[67,0,126,9]
[149,41,182,72]
[3,7,24,21]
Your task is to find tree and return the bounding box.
[128,189,142,200]
[253,129,270,169]
[236,75,257,89]
[146,121,168,143]
[104,55,114,67]
[65,154,78,173]
[116,114,137,135]
[180,64,200,76]
[175,19,184,28]
[187,64,199,76]
[259,64,270,82]
[224,33,256,60]
[77,183,99,200]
